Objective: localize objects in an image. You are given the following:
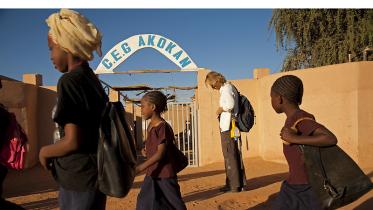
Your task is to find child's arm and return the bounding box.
[281,126,337,147]
[136,143,166,174]
[141,147,147,157]
[39,123,83,170]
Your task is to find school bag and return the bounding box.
[291,117,373,210]
[0,112,28,170]
[170,141,188,174]
[232,85,255,132]
[162,122,188,174]
[97,101,137,198]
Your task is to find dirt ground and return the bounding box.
[3,157,373,210]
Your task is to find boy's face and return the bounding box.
[140,98,155,120]
[48,36,68,73]
[210,80,222,90]
[270,90,283,113]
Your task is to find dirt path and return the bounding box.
[4,157,373,210]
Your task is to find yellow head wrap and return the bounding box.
[46,9,102,61]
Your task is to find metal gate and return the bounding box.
[143,102,199,166]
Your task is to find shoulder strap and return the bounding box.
[231,84,240,96]
[291,117,315,132]
[292,117,340,196]
[283,117,315,145]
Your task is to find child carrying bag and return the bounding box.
[0,112,28,170]
[291,117,373,210]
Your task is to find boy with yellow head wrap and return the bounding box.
[46,9,102,61]
[40,9,108,210]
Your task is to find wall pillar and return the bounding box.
[253,68,270,79]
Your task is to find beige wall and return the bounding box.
[197,62,373,169]
[2,61,373,169]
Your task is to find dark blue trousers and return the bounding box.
[59,187,106,210]
[136,176,186,210]
[272,181,323,210]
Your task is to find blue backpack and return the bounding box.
[233,86,255,132]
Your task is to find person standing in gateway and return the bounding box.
[205,71,246,193]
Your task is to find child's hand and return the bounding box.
[141,148,146,157]
[39,147,51,171]
[216,107,224,116]
[136,165,144,174]
[280,127,297,144]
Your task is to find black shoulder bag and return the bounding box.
[291,117,373,210]
[97,101,137,198]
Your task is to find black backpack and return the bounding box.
[97,101,137,198]
[292,118,373,209]
[233,86,255,132]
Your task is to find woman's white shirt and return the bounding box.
[219,82,239,132]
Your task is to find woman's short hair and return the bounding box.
[205,71,226,87]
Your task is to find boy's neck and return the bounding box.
[283,104,301,118]
[67,55,86,72]
[149,114,163,127]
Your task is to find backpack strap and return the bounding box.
[290,117,315,132]
[282,117,315,145]
[291,117,342,198]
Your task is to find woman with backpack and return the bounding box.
[205,71,246,193]
[39,9,108,210]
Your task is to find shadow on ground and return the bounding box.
[132,169,226,189]
[20,198,59,210]
[3,164,58,198]
[244,173,287,191]
[183,172,287,204]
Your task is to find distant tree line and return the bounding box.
[270,9,373,71]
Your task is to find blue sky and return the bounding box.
[0,9,285,100]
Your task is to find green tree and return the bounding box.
[270,9,373,71]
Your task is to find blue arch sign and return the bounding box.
[95,34,198,74]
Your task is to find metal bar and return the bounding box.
[176,104,180,150]
[171,103,176,146]
[193,102,197,166]
[193,101,199,166]
[167,104,170,123]
[181,103,185,156]
[186,103,191,165]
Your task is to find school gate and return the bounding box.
[142,102,199,166]
[96,34,200,166]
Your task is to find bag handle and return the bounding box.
[291,117,342,198]
[282,117,315,145]
[290,117,315,131]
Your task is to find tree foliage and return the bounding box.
[270,9,373,71]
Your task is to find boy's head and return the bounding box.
[270,75,303,113]
[205,71,226,90]
[141,91,168,119]
[46,9,102,72]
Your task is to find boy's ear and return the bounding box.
[279,95,284,104]
[151,103,156,111]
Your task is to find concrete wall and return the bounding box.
[2,61,373,169]
[196,62,373,169]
